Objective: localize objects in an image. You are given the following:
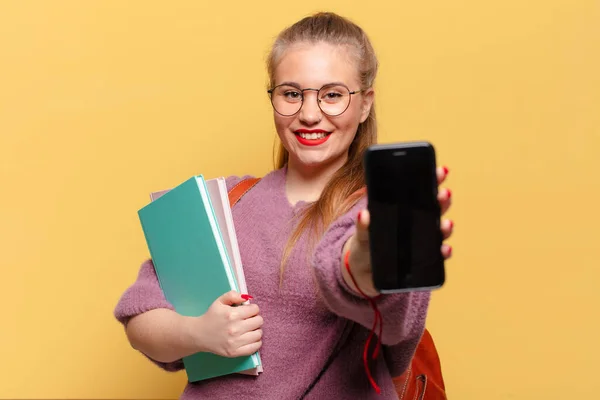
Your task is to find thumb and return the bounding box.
[219,290,251,306]
[356,209,370,245]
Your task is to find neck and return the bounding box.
[285,154,348,205]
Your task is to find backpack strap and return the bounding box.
[228,177,261,207]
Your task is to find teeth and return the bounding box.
[299,132,326,139]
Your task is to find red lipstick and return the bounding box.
[294,129,331,146]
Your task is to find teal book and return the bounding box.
[137,175,262,382]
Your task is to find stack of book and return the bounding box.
[137,175,263,382]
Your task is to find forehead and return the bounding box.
[274,42,359,88]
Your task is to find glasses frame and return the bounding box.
[267,83,362,117]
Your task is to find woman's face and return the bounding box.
[271,41,374,172]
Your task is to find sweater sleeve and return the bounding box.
[382,334,424,377]
[312,197,431,347]
[113,259,184,372]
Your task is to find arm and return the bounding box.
[312,198,431,346]
[114,260,263,370]
[382,336,423,378]
[313,167,454,346]
[113,259,187,371]
[126,309,201,364]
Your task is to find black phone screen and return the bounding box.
[364,142,445,292]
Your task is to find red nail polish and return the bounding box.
[357,211,362,223]
[443,166,449,175]
[241,294,253,300]
[448,246,453,257]
[449,220,454,229]
[446,189,452,199]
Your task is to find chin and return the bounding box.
[292,152,341,171]
[299,159,328,169]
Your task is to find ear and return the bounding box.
[359,88,375,123]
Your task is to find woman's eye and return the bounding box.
[321,91,343,101]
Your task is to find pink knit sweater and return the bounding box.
[114,167,430,399]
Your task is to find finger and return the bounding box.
[437,188,452,215]
[436,166,449,185]
[441,244,453,259]
[238,328,263,347]
[441,219,454,239]
[234,340,263,357]
[235,303,260,320]
[356,209,370,245]
[239,315,264,333]
[219,290,247,306]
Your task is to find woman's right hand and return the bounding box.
[192,290,263,358]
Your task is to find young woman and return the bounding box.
[114,12,454,399]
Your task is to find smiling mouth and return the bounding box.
[293,130,332,146]
[296,132,329,140]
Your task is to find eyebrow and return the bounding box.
[276,81,348,88]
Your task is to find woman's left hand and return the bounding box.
[342,166,454,297]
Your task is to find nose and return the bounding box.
[298,91,322,125]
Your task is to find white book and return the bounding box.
[204,177,263,375]
[205,178,250,303]
[150,177,263,376]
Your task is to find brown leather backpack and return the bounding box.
[392,329,447,399]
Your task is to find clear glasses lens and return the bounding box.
[270,85,303,116]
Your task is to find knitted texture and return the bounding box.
[114,167,430,399]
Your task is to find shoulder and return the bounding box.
[225,175,256,192]
[224,167,286,192]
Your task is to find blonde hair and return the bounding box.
[267,12,379,283]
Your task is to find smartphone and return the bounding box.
[363,141,445,293]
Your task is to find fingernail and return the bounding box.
[241,294,253,300]
[443,166,449,175]
[446,189,452,199]
[447,246,453,257]
[449,220,454,229]
[357,211,362,223]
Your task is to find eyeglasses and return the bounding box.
[267,83,362,117]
